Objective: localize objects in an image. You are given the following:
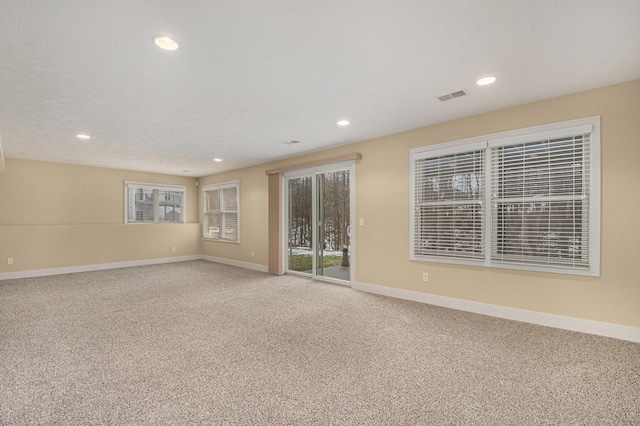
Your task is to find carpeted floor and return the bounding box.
[1,260,638,425]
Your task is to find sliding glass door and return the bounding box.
[285,162,353,284]
[287,175,313,274]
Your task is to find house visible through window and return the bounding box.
[410,117,600,276]
[125,182,186,224]
[203,181,239,242]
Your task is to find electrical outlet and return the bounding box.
[172,246,176,252]
[251,251,255,257]
[7,258,13,265]
[359,218,364,226]
[422,272,429,282]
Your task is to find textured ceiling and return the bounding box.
[1,0,639,177]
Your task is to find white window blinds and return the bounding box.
[410,117,600,276]
[203,181,239,242]
[490,133,591,270]
[412,144,485,260]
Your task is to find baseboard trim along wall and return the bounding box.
[201,255,269,273]
[352,281,640,343]
[2,258,636,342]
[0,255,202,281]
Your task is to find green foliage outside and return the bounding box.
[290,254,344,271]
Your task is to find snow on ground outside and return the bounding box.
[289,247,348,256]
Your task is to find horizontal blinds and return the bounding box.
[413,149,485,259]
[205,189,220,212]
[490,134,591,269]
[203,182,239,241]
[222,187,238,211]
[220,186,238,240]
[220,213,238,241]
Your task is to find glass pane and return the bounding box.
[221,213,238,241]
[316,170,351,281]
[131,188,155,223]
[415,151,484,204]
[206,213,220,239]
[493,135,589,268]
[159,190,183,222]
[415,204,484,258]
[413,150,485,259]
[222,187,237,211]
[287,176,313,273]
[206,190,220,212]
[493,200,587,268]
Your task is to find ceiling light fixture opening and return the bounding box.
[283,140,301,145]
[153,35,179,51]
[76,134,91,140]
[476,76,496,86]
[337,120,350,126]
[213,158,223,162]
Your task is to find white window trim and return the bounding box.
[202,180,240,243]
[124,181,187,224]
[410,116,600,276]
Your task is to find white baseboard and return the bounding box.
[202,255,268,273]
[3,258,635,342]
[0,255,202,280]
[353,281,640,343]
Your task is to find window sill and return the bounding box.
[202,237,240,244]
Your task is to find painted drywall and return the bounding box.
[199,166,270,267]
[0,159,200,272]
[200,79,640,328]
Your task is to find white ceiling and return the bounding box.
[1,1,639,177]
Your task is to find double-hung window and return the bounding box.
[410,117,600,276]
[203,181,240,242]
[125,182,186,224]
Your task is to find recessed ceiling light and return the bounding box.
[76,134,91,140]
[153,35,179,51]
[283,140,301,145]
[337,120,350,126]
[213,158,223,162]
[476,76,496,86]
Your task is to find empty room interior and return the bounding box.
[1,1,639,424]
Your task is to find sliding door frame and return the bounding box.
[266,152,361,277]
[282,160,355,286]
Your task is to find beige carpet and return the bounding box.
[1,260,638,425]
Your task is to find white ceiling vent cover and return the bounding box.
[437,89,469,102]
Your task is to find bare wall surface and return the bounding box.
[199,166,270,267]
[0,159,200,272]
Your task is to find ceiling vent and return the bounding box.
[437,89,469,102]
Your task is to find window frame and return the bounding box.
[202,180,240,243]
[410,116,600,276]
[124,181,187,224]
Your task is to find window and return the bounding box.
[203,181,239,242]
[410,117,600,276]
[125,182,186,224]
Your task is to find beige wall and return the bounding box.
[199,165,270,266]
[2,80,638,329]
[199,79,640,328]
[0,159,200,272]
